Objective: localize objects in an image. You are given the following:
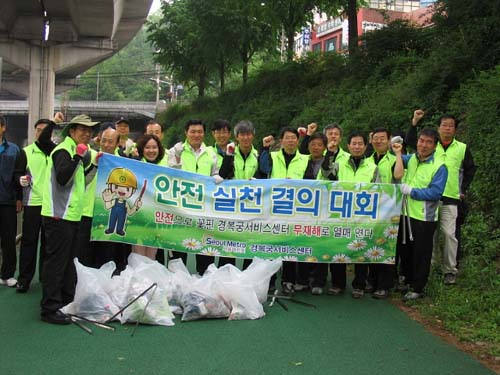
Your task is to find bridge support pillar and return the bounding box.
[1,39,114,142]
[28,46,55,139]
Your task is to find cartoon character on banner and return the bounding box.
[102,167,146,236]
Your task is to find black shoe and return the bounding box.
[41,311,71,325]
[104,228,113,234]
[116,230,126,236]
[15,282,29,293]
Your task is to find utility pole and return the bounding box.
[155,64,160,105]
[96,71,100,103]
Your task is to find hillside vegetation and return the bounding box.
[158,0,499,355]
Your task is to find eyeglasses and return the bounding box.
[75,125,92,133]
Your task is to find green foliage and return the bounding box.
[68,28,156,101]
[156,2,500,353]
[448,67,500,225]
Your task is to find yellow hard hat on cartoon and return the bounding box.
[106,168,138,189]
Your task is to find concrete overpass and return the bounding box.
[0,0,153,141]
[0,100,158,118]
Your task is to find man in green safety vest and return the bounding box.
[259,127,309,295]
[394,128,448,301]
[407,110,475,285]
[15,119,55,293]
[168,119,222,275]
[40,114,99,324]
[321,131,378,299]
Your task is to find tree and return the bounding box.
[147,0,212,97]
[346,0,358,55]
[226,1,274,84]
[264,0,343,61]
[68,27,156,101]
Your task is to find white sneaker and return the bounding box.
[294,283,308,292]
[3,278,18,287]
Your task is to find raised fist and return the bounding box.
[391,142,403,154]
[297,127,307,137]
[263,135,275,148]
[19,175,31,187]
[307,122,318,135]
[412,109,425,126]
[76,143,88,157]
[226,142,235,156]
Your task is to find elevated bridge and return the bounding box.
[0,0,153,141]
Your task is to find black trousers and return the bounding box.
[92,241,131,272]
[369,264,395,290]
[397,216,437,293]
[0,204,17,280]
[218,257,235,267]
[170,251,188,265]
[282,261,311,285]
[310,263,367,290]
[18,205,45,286]
[196,254,214,275]
[76,216,94,267]
[41,217,78,314]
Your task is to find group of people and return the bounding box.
[0,109,474,325]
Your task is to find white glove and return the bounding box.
[391,136,403,145]
[213,175,224,184]
[226,142,235,156]
[400,183,413,195]
[173,142,184,158]
[19,175,31,187]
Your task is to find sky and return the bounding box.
[149,0,162,15]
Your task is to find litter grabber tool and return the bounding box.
[267,294,317,310]
[69,314,115,331]
[105,282,158,324]
[70,316,93,335]
[401,194,414,244]
[130,283,158,337]
[268,289,288,311]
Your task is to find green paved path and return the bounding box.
[0,281,495,375]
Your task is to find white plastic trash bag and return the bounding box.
[62,259,120,322]
[241,257,283,303]
[121,277,175,326]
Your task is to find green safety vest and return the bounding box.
[370,152,396,183]
[338,157,377,183]
[82,149,98,217]
[41,137,85,221]
[434,139,466,200]
[180,142,217,176]
[270,150,309,179]
[403,154,444,221]
[22,143,49,206]
[141,154,168,167]
[317,147,350,180]
[234,146,259,180]
[209,145,225,169]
